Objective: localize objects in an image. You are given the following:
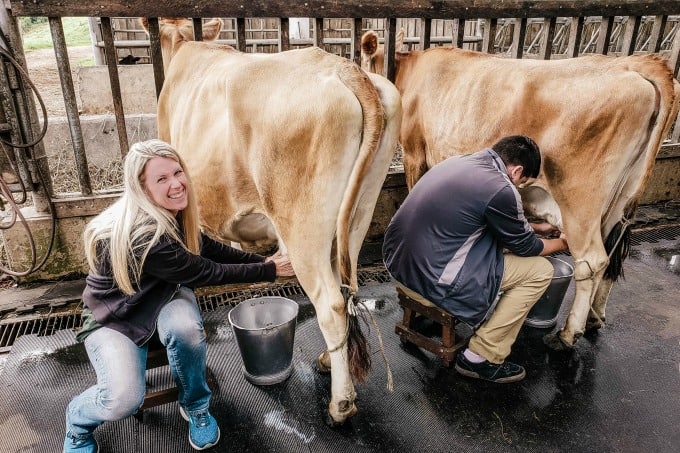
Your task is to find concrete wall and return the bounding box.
[77,65,157,115]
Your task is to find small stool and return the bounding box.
[395,287,467,366]
[135,335,179,419]
[135,335,218,420]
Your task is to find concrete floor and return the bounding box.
[0,228,678,453]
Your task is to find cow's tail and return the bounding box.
[335,61,385,383]
[604,56,680,280]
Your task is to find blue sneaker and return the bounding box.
[180,406,221,450]
[63,431,98,453]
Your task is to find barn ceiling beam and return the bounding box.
[8,1,679,20]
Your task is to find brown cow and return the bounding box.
[361,30,680,349]
[143,19,402,424]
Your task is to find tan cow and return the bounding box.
[143,18,402,424]
[361,30,680,349]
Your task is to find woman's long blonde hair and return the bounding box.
[83,139,201,294]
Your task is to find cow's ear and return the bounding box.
[202,18,223,42]
[140,17,149,33]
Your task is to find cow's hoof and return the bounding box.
[315,350,331,374]
[543,331,574,351]
[585,316,605,331]
[325,400,358,427]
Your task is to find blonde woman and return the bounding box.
[64,139,293,452]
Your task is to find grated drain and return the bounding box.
[0,265,393,352]
[0,310,82,353]
[630,224,680,246]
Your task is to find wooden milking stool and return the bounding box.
[395,287,467,366]
[135,334,217,420]
[134,335,179,419]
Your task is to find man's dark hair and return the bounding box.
[491,135,541,178]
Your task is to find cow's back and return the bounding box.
[399,48,676,224]
[157,43,379,245]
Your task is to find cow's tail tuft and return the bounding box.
[336,61,385,381]
[347,311,371,383]
[603,210,633,281]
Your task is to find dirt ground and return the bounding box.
[22,45,93,118]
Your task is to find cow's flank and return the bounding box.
[361,31,680,349]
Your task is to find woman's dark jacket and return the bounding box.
[83,232,276,345]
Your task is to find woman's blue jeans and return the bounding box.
[65,286,211,436]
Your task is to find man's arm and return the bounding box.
[539,233,569,256]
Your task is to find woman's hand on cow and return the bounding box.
[266,251,295,277]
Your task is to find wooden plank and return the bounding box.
[481,17,497,53]
[511,17,527,59]
[11,1,680,19]
[650,15,667,52]
[538,16,557,59]
[52,193,120,219]
[620,15,642,55]
[657,143,680,160]
[596,16,614,54]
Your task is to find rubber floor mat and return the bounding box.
[0,245,679,452]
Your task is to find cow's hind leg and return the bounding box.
[587,277,614,331]
[543,225,609,350]
[292,258,359,426]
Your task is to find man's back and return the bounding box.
[383,148,541,326]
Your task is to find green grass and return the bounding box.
[21,17,91,51]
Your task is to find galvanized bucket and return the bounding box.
[524,256,574,328]
[228,296,299,385]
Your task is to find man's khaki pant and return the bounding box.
[396,254,553,364]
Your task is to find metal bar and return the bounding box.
[279,17,290,52]
[452,19,465,48]
[101,17,129,158]
[314,18,325,48]
[352,18,363,66]
[0,7,53,206]
[0,59,32,191]
[146,17,164,99]
[420,18,432,50]
[236,18,247,52]
[48,17,92,195]
[385,17,396,82]
[192,18,203,41]
[13,1,680,19]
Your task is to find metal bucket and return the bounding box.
[524,256,574,328]
[228,296,299,385]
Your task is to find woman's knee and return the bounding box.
[97,380,146,420]
[158,293,205,345]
